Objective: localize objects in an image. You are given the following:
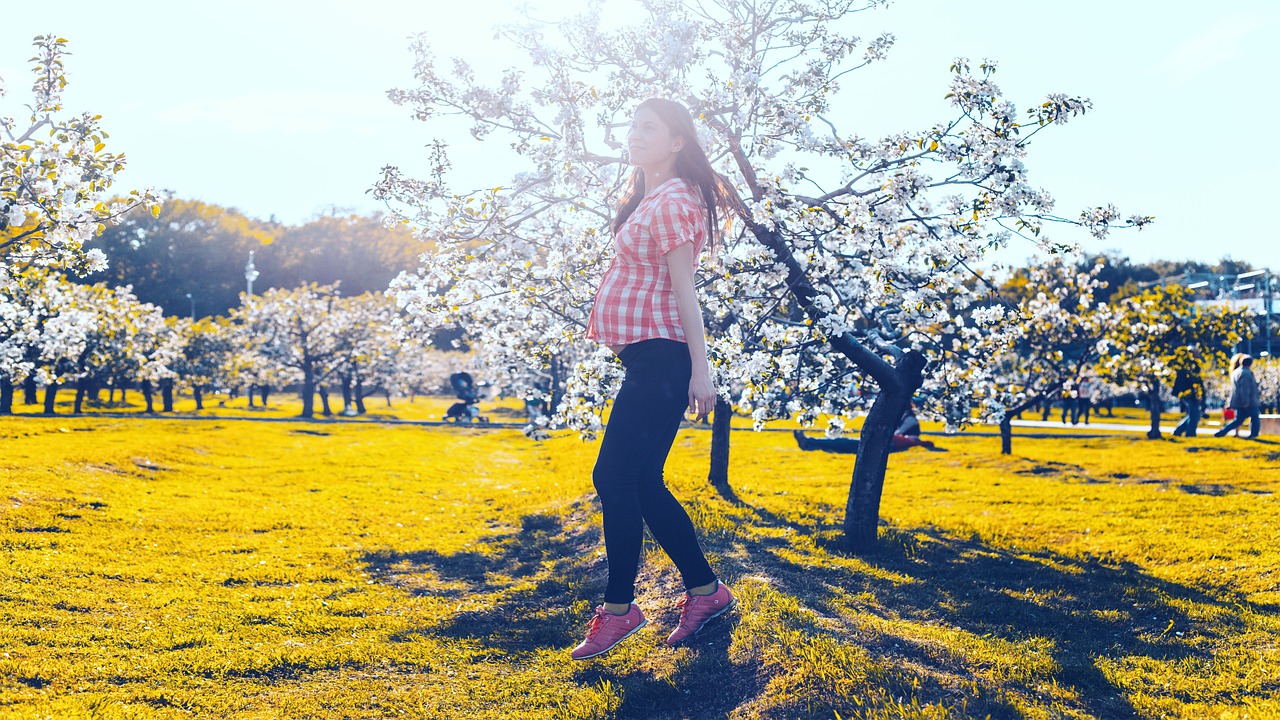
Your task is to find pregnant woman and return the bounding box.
[571,98,744,660]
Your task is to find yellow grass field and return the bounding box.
[2,398,1278,719]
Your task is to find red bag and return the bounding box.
[1224,408,1236,422]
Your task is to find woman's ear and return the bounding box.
[671,135,685,153]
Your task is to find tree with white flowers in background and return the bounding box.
[66,283,174,415]
[976,256,1116,454]
[231,283,352,418]
[1098,284,1254,440]
[379,0,1150,550]
[0,268,88,413]
[171,317,237,411]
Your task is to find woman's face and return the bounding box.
[627,106,684,169]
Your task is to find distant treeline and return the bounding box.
[81,197,1262,322]
[1003,254,1261,305]
[77,198,427,319]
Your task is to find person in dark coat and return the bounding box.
[1215,355,1260,439]
[1171,365,1204,437]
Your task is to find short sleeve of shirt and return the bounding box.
[651,194,703,256]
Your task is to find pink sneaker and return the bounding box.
[570,604,647,660]
[666,582,736,646]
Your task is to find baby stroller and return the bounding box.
[444,372,489,424]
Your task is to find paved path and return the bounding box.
[1006,418,1206,435]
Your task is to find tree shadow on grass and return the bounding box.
[729,501,1246,719]
[361,484,1249,719]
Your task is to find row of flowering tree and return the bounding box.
[376,0,1153,551]
[0,276,454,417]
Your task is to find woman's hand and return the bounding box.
[688,372,716,422]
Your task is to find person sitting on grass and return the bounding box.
[571,98,746,661]
[793,403,939,454]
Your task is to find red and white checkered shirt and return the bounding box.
[586,178,708,347]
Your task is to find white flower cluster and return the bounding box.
[1,36,160,275]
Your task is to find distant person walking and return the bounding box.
[1073,374,1095,425]
[1171,365,1204,437]
[572,98,745,660]
[1060,379,1078,424]
[1214,354,1260,439]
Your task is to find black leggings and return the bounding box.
[593,339,717,604]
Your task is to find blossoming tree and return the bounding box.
[1,35,159,274]
[978,256,1116,454]
[379,0,1149,550]
[1098,285,1254,439]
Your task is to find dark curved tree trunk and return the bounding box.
[708,397,733,487]
[260,386,269,405]
[0,377,13,414]
[318,385,332,416]
[141,380,155,414]
[74,378,88,414]
[24,376,38,405]
[354,378,367,415]
[193,385,205,410]
[844,352,927,553]
[300,367,315,418]
[161,379,175,412]
[1000,416,1013,455]
[247,384,257,407]
[1146,382,1163,440]
[43,384,58,415]
[730,146,932,553]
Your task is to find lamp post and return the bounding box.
[245,251,259,297]
[185,292,194,320]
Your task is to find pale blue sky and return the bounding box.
[3,0,1276,271]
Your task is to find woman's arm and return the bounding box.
[664,242,715,422]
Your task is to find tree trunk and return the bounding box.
[74,378,88,414]
[708,397,732,487]
[1000,416,1013,455]
[301,369,315,418]
[319,385,332,416]
[141,380,155,414]
[247,384,257,407]
[354,378,367,414]
[194,386,205,410]
[260,386,269,405]
[384,389,392,407]
[161,379,175,413]
[0,377,12,415]
[844,351,927,553]
[1146,383,1162,440]
[43,384,58,415]
[24,376,38,405]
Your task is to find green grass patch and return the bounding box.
[2,415,1278,718]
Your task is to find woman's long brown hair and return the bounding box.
[612,98,746,254]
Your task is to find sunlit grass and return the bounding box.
[2,413,1277,719]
